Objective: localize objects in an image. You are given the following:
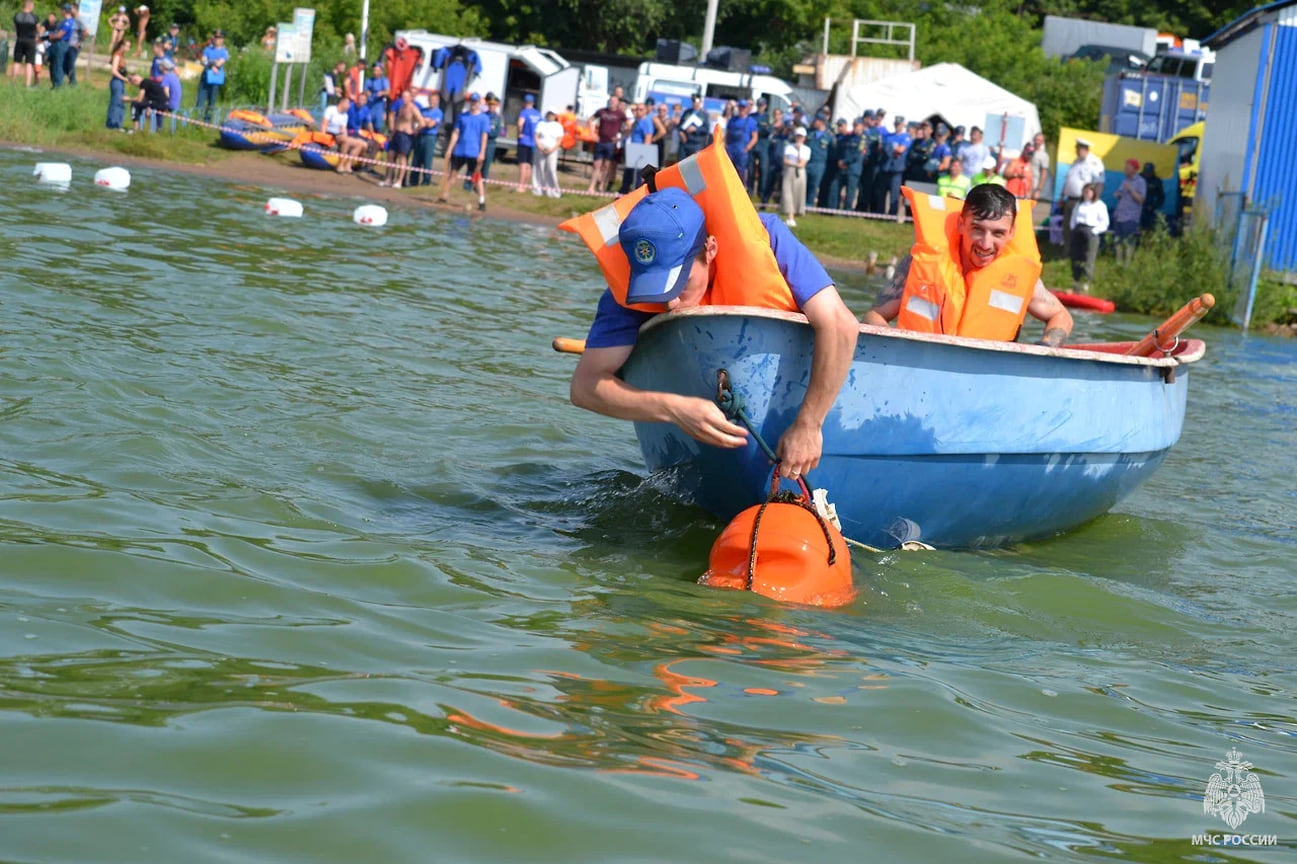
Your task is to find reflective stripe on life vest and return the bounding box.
[896,186,1041,341]
[559,129,795,314]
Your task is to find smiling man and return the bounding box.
[863,184,1072,347]
[569,186,859,480]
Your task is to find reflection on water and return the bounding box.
[0,147,1294,862]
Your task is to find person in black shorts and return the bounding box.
[11,0,40,87]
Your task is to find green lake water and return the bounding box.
[1,147,1294,863]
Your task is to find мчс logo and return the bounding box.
[1204,748,1265,831]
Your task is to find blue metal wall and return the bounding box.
[1254,20,1297,270]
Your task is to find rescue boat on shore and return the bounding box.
[618,307,1204,549]
[218,109,316,152]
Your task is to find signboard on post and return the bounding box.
[275,23,298,63]
[80,0,103,38]
[293,8,316,64]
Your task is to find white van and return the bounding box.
[396,31,609,151]
[631,61,797,114]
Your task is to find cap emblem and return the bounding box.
[634,239,656,265]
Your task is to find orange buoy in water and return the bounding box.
[700,475,854,608]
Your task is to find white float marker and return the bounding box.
[265,197,304,217]
[94,167,131,190]
[353,204,388,226]
[33,163,72,184]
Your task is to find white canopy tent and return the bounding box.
[835,62,1042,152]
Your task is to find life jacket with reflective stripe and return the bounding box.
[897,186,1041,341]
[558,129,795,314]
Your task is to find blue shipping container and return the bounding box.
[1099,73,1209,142]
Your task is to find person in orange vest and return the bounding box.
[568,186,859,480]
[863,183,1072,347]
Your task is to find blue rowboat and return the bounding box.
[618,307,1206,549]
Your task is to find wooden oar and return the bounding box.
[552,337,586,355]
[1124,293,1215,357]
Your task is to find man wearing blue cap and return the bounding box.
[570,188,859,478]
[516,93,542,192]
[724,99,759,186]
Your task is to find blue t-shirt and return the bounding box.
[202,45,229,86]
[631,116,656,144]
[162,71,182,111]
[366,76,389,100]
[347,103,371,135]
[882,131,911,172]
[162,34,178,59]
[584,213,833,349]
[725,115,758,153]
[150,56,164,77]
[55,17,75,42]
[518,106,542,146]
[419,105,443,136]
[452,111,491,158]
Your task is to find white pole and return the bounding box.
[359,0,370,88]
[701,0,719,57]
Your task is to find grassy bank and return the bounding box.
[0,82,230,164]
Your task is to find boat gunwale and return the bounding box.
[638,306,1206,368]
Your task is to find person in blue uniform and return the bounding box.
[364,62,389,132]
[750,96,771,195]
[826,118,863,211]
[818,118,848,207]
[873,115,910,216]
[724,98,759,187]
[759,109,787,205]
[677,93,709,161]
[412,91,442,186]
[804,116,832,209]
[857,110,883,212]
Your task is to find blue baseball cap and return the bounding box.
[468,92,480,101]
[523,93,534,103]
[619,188,708,305]
[737,98,749,108]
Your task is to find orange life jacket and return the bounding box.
[559,129,796,314]
[897,186,1041,341]
[227,109,272,127]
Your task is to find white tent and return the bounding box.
[835,63,1041,151]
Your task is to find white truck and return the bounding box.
[631,61,799,115]
[395,31,609,154]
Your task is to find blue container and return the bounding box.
[1100,73,1209,142]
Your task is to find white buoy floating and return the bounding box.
[33,162,72,184]
[94,167,131,190]
[265,197,303,217]
[353,204,388,227]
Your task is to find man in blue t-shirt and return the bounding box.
[162,22,180,59]
[437,92,491,211]
[724,99,759,186]
[516,93,542,192]
[160,58,182,113]
[196,30,228,122]
[570,188,860,480]
[619,101,659,194]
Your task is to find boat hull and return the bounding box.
[620,308,1202,548]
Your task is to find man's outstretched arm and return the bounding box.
[570,345,749,449]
